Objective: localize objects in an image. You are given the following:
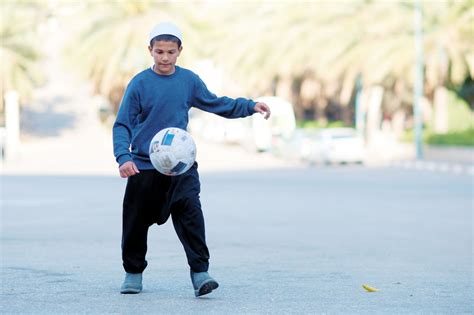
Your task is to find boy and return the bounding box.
[113,22,271,297]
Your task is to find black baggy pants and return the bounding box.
[121,162,209,273]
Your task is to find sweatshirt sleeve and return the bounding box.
[112,80,140,166]
[192,75,256,118]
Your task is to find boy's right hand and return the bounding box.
[119,161,140,178]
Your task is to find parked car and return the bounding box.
[283,129,318,161]
[309,128,366,165]
[250,96,296,152]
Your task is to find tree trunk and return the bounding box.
[365,86,384,145]
[4,90,20,160]
[433,86,448,134]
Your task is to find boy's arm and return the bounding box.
[112,81,140,168]
[192,75,270,119]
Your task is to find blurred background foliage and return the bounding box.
[0,0,48,117]
[62,0,208,111]
[2,0,473,145]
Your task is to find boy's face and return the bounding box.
[148,40,182,75]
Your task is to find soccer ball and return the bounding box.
[149,127,197,176]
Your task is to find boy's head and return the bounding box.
[148,22,183,75]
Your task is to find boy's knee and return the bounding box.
[173,194,200,210]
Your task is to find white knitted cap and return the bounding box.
[149,22,183,44]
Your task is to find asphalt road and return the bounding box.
[1,166,472,314]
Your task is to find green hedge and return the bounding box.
[402,128,474,147]
[297,120,352,129]
[426,129,474,147]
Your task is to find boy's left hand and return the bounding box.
[254,102,271,120]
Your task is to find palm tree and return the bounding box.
[64,0,472,130]
[0,1,46,120]
[202,0,473,124]
[65,0,208,112]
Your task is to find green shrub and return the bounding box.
[297,120,353,129]
[446,91,473,132]
[427,129,474,147]
[401,128,474,147]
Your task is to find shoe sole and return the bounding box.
[195,280,219,297]
[120,287,142,294]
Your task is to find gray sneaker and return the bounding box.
[190,271,219,297]
[120,272,143,294]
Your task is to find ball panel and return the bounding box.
[150,141,160,154]
[161,130,175,146]
[170,161,187,174]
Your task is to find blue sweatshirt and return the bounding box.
[113,66,257,169]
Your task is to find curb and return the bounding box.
[390,160,474,175]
